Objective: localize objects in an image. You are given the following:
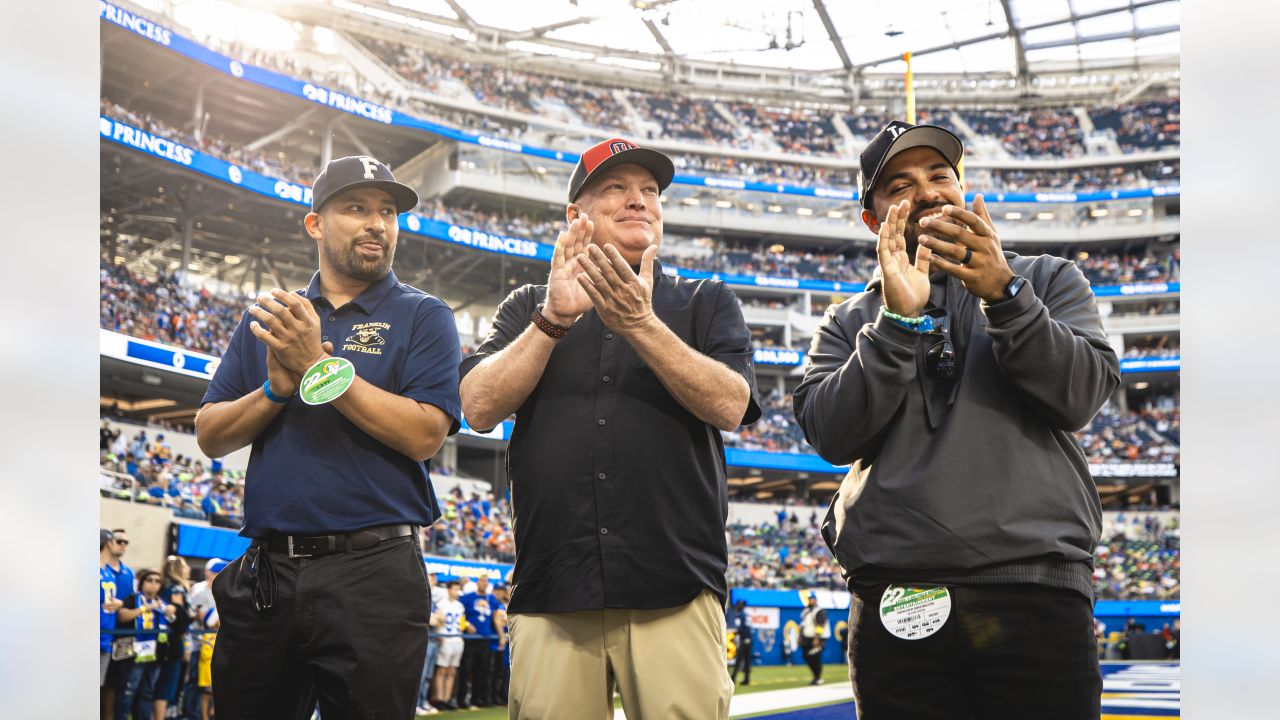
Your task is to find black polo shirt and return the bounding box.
[202,270,462,537]
[460,263,761,614]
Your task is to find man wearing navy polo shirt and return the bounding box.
[195,155,461,720]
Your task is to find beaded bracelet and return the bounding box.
[531,304,572,339]
[880,306,929,325]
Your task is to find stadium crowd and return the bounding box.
[1090,99,1181,153]
[1076,246,1180,286]
[100,261,245,357]
[101,98,316,186]
[1076,402,1181,465]
[719,391,1181,469]
[959,106,1086,158]
[100,422,245,527]
[104,87,1181,202]
[170,23,1183,163]
[1094,513,1180,600]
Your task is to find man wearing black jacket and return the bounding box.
[793,121,1119,719]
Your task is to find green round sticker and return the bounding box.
[299,356,356,405]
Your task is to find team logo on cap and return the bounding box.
[608,140,636,155]
[358,156,381,179]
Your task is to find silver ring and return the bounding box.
[960,248,974,265]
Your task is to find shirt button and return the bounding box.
[322,335,329,341]
[605,333,614,340]
[597,472,606,480]
[602,375,611,383]
[599,527,609,535]
[328,315,335,321]
[598,418,606,426]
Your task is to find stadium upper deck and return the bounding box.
[102,1,1179,167]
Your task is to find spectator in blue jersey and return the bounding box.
[488,582,511,705]
[455,574,500,708]
[100,530,127,715]
[101,528,135,720]
[115,568,176,720]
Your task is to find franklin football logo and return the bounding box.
[343,321,390,355]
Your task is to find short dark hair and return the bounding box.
[445,580,461,589]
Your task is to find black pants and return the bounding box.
[803,636,824,680]
[488,648,509,705]
[210,537,430,720]
[455,640,493,706]
[847,583,1101,720]
[731,637,753,683]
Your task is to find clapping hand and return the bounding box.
[248,289,326,374]
[875,199,933,317]
[918,195,1015,302]
[543,215,595,327]
[576,243,659,337]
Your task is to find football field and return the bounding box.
[417,661,1180,718]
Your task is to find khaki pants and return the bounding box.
[508,590,731,720]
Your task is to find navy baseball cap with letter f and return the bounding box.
[858,121,964,209]
[311,155,419,214]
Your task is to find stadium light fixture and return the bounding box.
[1090,208,1110,217]
[1127,208,1146,216]
[826,210,843,218]
[224,255,242,265]
[681,197,701,206]
[796,208,813,216]
[1004,211,1023,220]
[714,200,733,208]
[767,204,783,213]
[1035,211,1055,220]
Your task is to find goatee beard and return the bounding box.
[326,238,393,282]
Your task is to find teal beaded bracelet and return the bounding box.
[880,306,928,325]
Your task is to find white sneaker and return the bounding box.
[416,704,439,715]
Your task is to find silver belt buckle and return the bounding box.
[287,535,312,559]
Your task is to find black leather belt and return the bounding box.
[256,524,417,559]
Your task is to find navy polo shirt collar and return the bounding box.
[302,270,400,315]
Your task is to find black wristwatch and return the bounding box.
[1000,275,1028,303]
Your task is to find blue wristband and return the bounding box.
[262,379,292,403]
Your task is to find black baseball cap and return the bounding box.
[311,155,419,214]
[858,121,964,210]
[567,138,674,203]
[100,528,114,549]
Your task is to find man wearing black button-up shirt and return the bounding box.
[460,138,761,719]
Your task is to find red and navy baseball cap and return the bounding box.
[567,138,675,202]
[311,155,419,214]
[859,121,964,209]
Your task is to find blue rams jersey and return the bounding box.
[100,562,135,651]
[488,599,507,651]
[460,592,498,636]
[99,566,118,651]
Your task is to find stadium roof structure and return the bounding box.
[181,0,1181,104]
